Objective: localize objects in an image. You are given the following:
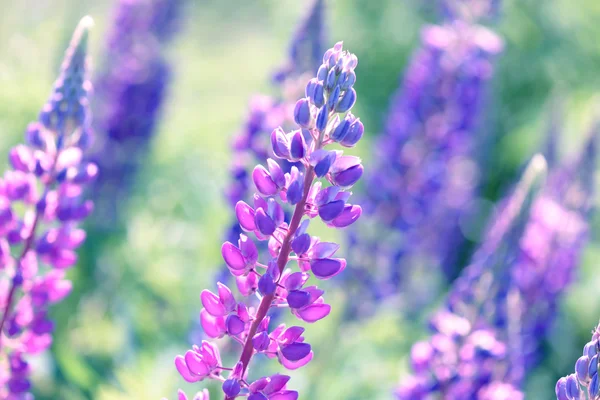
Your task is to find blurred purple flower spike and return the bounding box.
[90,0,184,228]
[398,121,597,397]
[344,18,504,317]
[0,17,96,397]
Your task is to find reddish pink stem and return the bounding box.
[225,166,315,400]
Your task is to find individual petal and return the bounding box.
[255,208,276,236]
[239,234,258,266]
[287,290,311,309]
[217,282,237,312]
[310,242,340,259]
[280,343,311,362]
[175,355,202,383]
[335,88,356,113]
[279,350,314,370]
[253,165,279,196]
[310,258,346,279]
[318,200,345,222]
[330,118,350,142]
[267,159,286,188]
[249,394,268,400]
[287,174,304,206]
[296,304,331,323]
[222,379,241,398]
[293,98,312,129]
[226,314,246,336]
[330,205,362,228]
[291,234,311,255]
[200,340,221,367]
[316,105,329,132]
[201,290,227,317]
[310,81,325,108]
[258,272,277,296]
[340,117,363,147]
[200,309,226,339]
[289,130,306,160]
[221,242,246,275]
[236,201,256,231]
[311,150,336,178]
[253,331,270,352]
[283,272,310,291]
[576,356,590,382]
[263,374,291,395]
[184,351,210,378]
[271,127,290,159]
[270,391,299,400]
[566,374,580,400]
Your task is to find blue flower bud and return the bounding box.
[222,379,241,398]
[287,290,311,309]
[305,78,318,98]
[325,68,337,91]
[287,175,304,205]
[252,331,270,352]
[330,118,350,142]
[589,355,598,377]
[335,88,356,113]
[318,200,345,222]
[314,151,336,177]
[340,117,364,147]
[340,70,356,90]
[327,86,340,110]
[258,272,276,296]
[317,64,328,81]
[292,233,311,255]
[310,82,325,108]
[316,105,328,132]
[290,130,306,161]
[293,98,312,128]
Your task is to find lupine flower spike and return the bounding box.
[398,124,597,398]
[173,42,363,400]
[91,0,184,227]
[395,154,547,399]
[556,322,600,400]
[344,11,503,316]
[0,17,95,397]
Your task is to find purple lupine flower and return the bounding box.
[398,128,597,397]
[0,17,95,397]
[90,0,183,227]
[172,42,363,400]
[345,20,504,316]
[395,155,546,399]
[556,323,600,400]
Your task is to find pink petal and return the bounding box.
[271,391,299,400]
[175,355,202,383]
[200,290,227,317]
[296,304,331,323]
[279,351,313,370]
[221,242,246,274]
[184,350,210,378]
[200,309,226,339]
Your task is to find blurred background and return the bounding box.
[1,0,600,398]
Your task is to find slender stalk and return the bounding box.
[0,151,58,348]
[0,208,42,348]
[225,166,315,400]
